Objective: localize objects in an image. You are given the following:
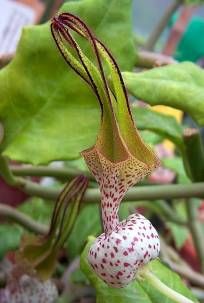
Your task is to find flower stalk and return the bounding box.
[140,268,194,303]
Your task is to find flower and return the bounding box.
[51,13,160,233]
[51,14,160,287]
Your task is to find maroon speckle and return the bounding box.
[113,246,118,253]
[115,239,121,245]
[124,262,130,267]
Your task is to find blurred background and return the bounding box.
[1,0,204,63]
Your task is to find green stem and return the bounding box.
[133,201,187,225]
[1,159,204,203]
[11,165,93,180]
[182,129,204,272]
[17,179,204,201]
[0,204,47,234]
[0,156,21,186]
[183,128,204,182]
[145,0,182,51]
[136,50,176,68]
[141,268,194,303]
[185,200,204,273]
[0,199,186,232]
[19,179,59,200]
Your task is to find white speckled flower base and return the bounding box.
[88,213,160,288]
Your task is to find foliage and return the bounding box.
[66,204,101,259]
[0,0,135,165]
[123,62,204,126]
[0,225,23,259]
[132,107,183,149]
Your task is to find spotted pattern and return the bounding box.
[88,213,160,288]
[82,146,159,233]
[0,273,58,303]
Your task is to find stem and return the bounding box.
[11,165,93,180]
[161,238,204,288]
[183,129,204,272]
[1,180,204,238]
[0,199,186,232]
[120,183,204,202]
[19,178,60,200]
[136,50,176,68]
[185,199,204,273]
[18,180,204,202]
[141,268,194,303]
[0,156,21,186]
[134,201,187,225]
[155,200,187,225]
[0,204,48,234]
[145,0,182,51]
[183,128,204,182]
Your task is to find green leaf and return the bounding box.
[119,201,138,220]
[0,224,23,259]
[0,198,52,259]
[168,221,188,249]
[0,0,135,165]
[19,197,53,224]
[70,268,88,284]
[184,0,204,3]
[66,204,101,259]
[123,62,204,126]
[140,130,162,145]
[132,107,183,148]
[167,199,190,249]
[167,199,189,249]
[168,199,202,248]
[81,237,198,303]
[162,157,191,184]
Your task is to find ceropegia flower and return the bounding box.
[51,14,160,287]
[1,175,88,302]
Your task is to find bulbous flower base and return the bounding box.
[88,213,160,288]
